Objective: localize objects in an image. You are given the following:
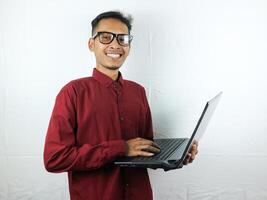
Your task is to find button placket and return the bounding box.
[114,84,124,123]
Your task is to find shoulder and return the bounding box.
[60,77,95,92]
[56,77,95,99]
[123,79,146,92]
[123,79,149,102]
[65,77,95,88]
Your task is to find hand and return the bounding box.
[183,140,199,165]
[125,137,161,157]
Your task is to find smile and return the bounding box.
[106,53,122,59]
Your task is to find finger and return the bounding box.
[189,154,195,161]
[184,153,191,164]
[183,158,190,165]
[189,155,196,163]
[137,139,161,149]
[146,145,161,153]
[193,140,199,146]
[149,144,161,152]
[191,144,197,150]
[136,151,154,157]
[151,141,161,149]
[190,145,198,155]
[136,145,161,153]
[189,144,198,154]
[187,153,192,158]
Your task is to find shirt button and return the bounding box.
[114,84,119,90]
[125,183,129,187]
[120,117,124,121]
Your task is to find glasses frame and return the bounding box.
[92,31,133,46]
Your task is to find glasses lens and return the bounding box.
[99,32,113,44]
[117,35,132,46]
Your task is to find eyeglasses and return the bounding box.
[92,31,133,46]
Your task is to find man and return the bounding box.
[44,11,198,200]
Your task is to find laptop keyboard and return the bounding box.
[137,138,186,161]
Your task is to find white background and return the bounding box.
[1,0,267,199]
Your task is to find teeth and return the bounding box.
[106,53,121,58]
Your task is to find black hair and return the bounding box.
[91,11,133,35]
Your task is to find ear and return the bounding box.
[88,38,94,52]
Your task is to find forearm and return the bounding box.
[44,140,126,173]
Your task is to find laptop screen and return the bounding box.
[180,92,223,162]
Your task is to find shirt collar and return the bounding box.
[92,68,124,87]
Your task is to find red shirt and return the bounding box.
[44,68,153,200]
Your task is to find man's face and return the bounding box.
[88,18,131,71]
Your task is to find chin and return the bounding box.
[105,65,121,71]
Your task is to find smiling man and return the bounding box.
[44,11,198,200]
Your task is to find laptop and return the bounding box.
[114,92,222,171]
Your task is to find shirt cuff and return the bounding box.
[105,140,127,159]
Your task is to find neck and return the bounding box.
[96,66,119,81]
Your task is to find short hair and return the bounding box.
[91,11,133,36]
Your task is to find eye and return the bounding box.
[118,35,129,45]
[100,33,113,42]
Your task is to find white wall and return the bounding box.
[1,0,267,199]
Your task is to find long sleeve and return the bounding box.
[43,85,126,173]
